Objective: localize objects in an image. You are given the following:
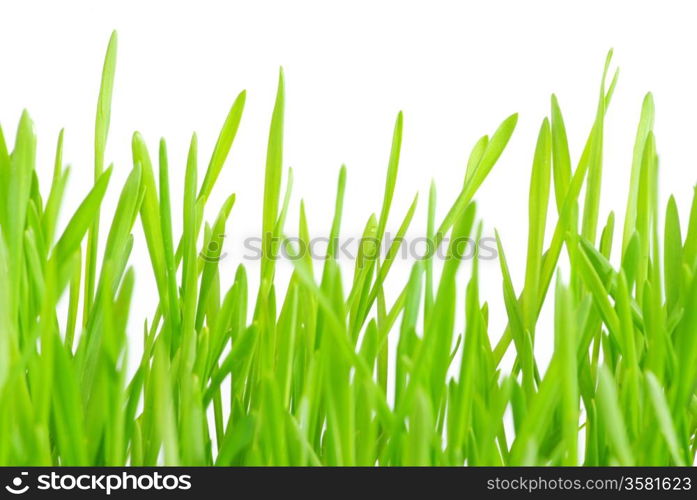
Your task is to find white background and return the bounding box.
[1,0,697,374]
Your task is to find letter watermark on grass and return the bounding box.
[200,232,499,264]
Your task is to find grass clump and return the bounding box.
[0,32,695,466]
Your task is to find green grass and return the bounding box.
[0,32,695,466]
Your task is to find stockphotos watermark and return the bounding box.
[3,470,191,495]
[200,232,499,264]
